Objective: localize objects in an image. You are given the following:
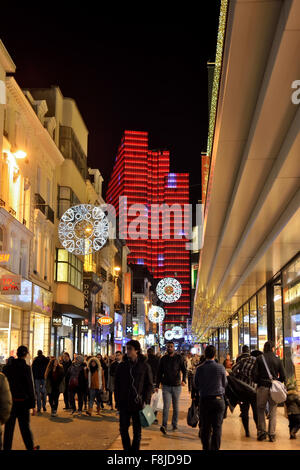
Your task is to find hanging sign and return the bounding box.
[98,316,114,326]
[0,252,10,263]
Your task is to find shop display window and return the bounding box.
[283,256,300,384]
[274,284,284,359]
[250,296,258,350]
[243,303,250,348]
[258,288,268,352]
[232,316,239,360]
[238,309,243,353]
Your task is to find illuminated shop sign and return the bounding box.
[52,315,62,327]
[0,275,21,295]
[33,285,52,315]
[98,316,113,326]
[133,321,139,336]
[0,252,10,263]
[81,324,89,332]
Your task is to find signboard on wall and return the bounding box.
[33,285,52,315]
[0,252,10,264]
[124,272,131,305]
[0,274,21,295]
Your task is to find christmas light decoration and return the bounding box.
[58,204,109,255]
[164,330,174,340]
[156,278,182,303]
[148,306,165,323]
[172,326,184,339]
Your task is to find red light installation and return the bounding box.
[107,131,190,329]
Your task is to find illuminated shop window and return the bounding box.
[55,248,83,290]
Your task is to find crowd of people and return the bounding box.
[0,339,299,451]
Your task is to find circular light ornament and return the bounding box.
[164,330,174,340]
[172,326,184,339]
[148,306,165,323]
[156,278,182,303]
[58,204,109,255]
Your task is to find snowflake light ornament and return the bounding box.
[164,330,174,340]
[156,278,182,303]
[172,326,184,339]
[58,204,109,255]
[148,306,165,323]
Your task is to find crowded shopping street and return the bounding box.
[0,0,300,458]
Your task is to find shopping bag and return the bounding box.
[100,390,110,403]
[150,389,163,412]
[187,401,199,428]
[139,405,156,427]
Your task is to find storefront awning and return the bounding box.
[53,302,88,320]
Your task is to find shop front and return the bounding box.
[114,312,123,352]
[51,303,88,358]
[30,284,52,357]
[0,273,32,364]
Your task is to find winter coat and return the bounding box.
[146,354,160,385]
[87,357,104,390]
[115,354,153,411]
[156,353,187,387]
[225,374,257,410]
[285,390,300,416]
[0,372,12,424]
[66,362,86,391]
[3,358,35,409]
[107,360,120,392]
[45,365,65,394]
[31,355,50,380]
[61,359,72,382]
[251,351,286,388]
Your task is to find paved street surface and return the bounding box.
[10,388,300,451]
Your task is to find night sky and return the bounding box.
[1,5,220,204]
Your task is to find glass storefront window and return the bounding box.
[258,288,268,352]
[0,306,22,362]
[283,256,300,383]
[250,296,258,350]
[243,303,250,348]
[232,316,239,361]
[238,309,243,353]
[274,284,284,360]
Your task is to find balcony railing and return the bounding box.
[8,207,16,217]
[0,199,5,207]
[35,193,46,215]
[45,205,54,224]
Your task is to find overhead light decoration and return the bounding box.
[164,330,174,340]
[148,306,165,323]
[156,277,182,303]
[58,204,109,255]
[172,326,184,339]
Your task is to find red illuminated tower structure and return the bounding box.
[107,131,190,330]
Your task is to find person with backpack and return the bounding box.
[31,350,49,414]
[231,345,258,437]
[252,340,286,442]
[66,354,86,416]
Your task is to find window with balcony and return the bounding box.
[57,186,80,219]
[55,248,83,291]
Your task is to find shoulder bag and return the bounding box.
[261,355,287,404]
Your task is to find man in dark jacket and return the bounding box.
[156,341,187,434]
[31,350,49,413]
[251,340,286,442]
[0,371,12,450]
[115,340,153,451]
[66,354,86,415]
[231,345,258,437]
[3,346,39,450]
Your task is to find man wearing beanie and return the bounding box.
[3,346,39,450]
[66,354,86,416]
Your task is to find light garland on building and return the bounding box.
[148,305,165,324]
[156,277,182,303]
[58,204,109,255]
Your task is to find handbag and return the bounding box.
[187,401,199,427]
[139,404,156,427]
[261,355,287,404]
[100,390,110,403]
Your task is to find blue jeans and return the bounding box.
[89,389,101,409]
[34,379,47,411]
[162,385,181,428]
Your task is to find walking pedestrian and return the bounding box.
[3,346,39,450]
[194,345,227,451]
[108,352,123,410]
[146,348,160,424]
[31,350,49,414]
[61,352,72,410]
[285,380,300,439]
[66,354,86,416]
[186,352,194,393]
[86,356,105,416]
[45,358,65,417]
[0,371,12,450]
[156,341,187,434]
[223,353,233,371]
[231,345,258,437]
[115,340,153,451]
[252,340,286,442]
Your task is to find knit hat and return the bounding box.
[76,355,84,364]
